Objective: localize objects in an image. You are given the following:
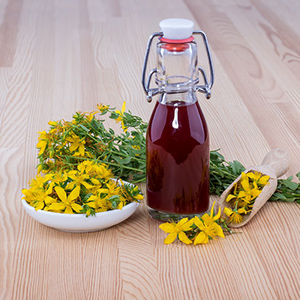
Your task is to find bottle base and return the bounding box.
[147,206,208,222]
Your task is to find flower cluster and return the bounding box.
[159,202,225,245]
[22,160,143,216]
[223,171,270,224]
[36,102,147,183]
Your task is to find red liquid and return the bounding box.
[146,101,209,215]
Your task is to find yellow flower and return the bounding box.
[159,218,194,245]
[36,131,48,155]
[238,173,262,204]
[224,207,243,224]
[86,192,111,212]
[92,163,113,181]
[246,171,270,186]
[48,121,65,135]
[115,102,127,132]
[22,188,56,211]
[47,186,82,214]
[65,171,94,191]
[45,172,68,194]
[29,174,45,188]
[131,185,144,201]
[134,194,143,201]
[206,201,222,225]
[85,111,97,122]
[66,134,86,156]
[97,104,109,113]
[193,214,225,245]
[87,181,122,212]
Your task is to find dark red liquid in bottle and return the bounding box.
[146,101,209,216]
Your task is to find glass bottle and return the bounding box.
[142,19,214,221]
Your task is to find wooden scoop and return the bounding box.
[216,148,290,228]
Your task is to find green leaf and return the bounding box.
[229,160,245,175]
[271,192,286,200]
[282,178,299,191]
[78,124,89,132]
[114,156,131,165]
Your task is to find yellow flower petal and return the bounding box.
[159,222,175,233]
[224,207,233,217]
[177,217,189,227]
[194,232,209,245]
[193,216,204,230]
[86,201,97,209]
[81,181,94,189]
[211,201,221,221]
[64,206,73,214]
[180,218,194,231]
[45,196,56,205]
[259,175,270,186]
[135,194,144,200]
[48,202,66,212]
[121,101,126,114]
[164,232,177,244]
[35,201,45,211]
[68,186,80,201]
[55,186,67,203]
[71,203,83,213]
[211,223,225,238]
[178,232,192,244]
[226,194,236,202]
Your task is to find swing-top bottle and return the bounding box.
[142,19,214,221]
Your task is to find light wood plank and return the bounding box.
[0,0,299,299]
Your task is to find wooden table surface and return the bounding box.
[1,0,299,299]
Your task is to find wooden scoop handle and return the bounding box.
[260,148,290,178]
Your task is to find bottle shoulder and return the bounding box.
[147,101,208,144]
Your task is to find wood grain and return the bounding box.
[0,0,299,299]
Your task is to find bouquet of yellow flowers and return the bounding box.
[36,103,147,183]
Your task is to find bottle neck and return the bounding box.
[155,41,198,95]
[159,90,197,105]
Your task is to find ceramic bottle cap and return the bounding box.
[159,18,194,40]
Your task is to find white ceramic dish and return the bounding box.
[22,200,139,233]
